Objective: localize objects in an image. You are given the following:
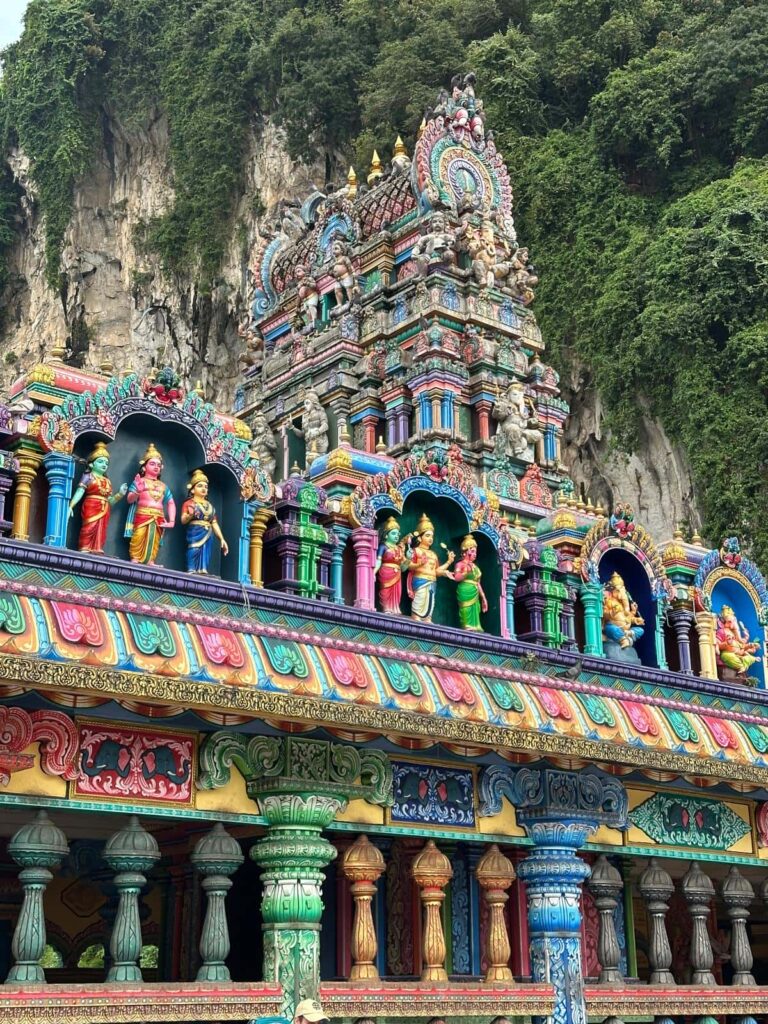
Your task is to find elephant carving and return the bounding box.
[141,745,191,785]
[80,740,132,778]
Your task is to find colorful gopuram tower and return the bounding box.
[0,75,766,1024]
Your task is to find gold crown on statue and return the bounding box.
[382,516,400,532]
[415,514,435,536]
[187,469,209,492]
[460,534,477,551]
[87,441,110,464]
[139,443,163,466]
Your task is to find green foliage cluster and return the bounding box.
[1,0,767,553]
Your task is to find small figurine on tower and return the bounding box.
[68,442,127,554]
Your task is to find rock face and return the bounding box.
[562,371,701,540]
[0,115,699,537]
[0,113,319,402]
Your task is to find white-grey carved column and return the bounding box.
[587,855,623,985]
[721,866,755,986]
[681,862,716,985]
[638,858,675,985]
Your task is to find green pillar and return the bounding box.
[6,811,68,984]
[654,601,669,670]
[252,792,344,1008]
[103,817,160,982]
[198,733,393,1019]
[581,581,605,656]
[191,823,244,982]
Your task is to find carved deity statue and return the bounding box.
[294,264,320,327]
[329,239,359,308]
[406,514,455,623]
[492,382,542,460]
[509,247,538,304]
[68,442,127,554]
[715,605,760,678]
[290,388,329,462]
[411,212,463,277]
[374,516,410,616]
[602,572,644,649]
[181,470,229,574]
[453,534,487,631]
[238,319,264,372]
[250,411,277,480]
[124,444,176,565]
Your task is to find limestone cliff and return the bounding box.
[0,115,699,539]
[0,113,318,402]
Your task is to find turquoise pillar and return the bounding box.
[654,600,668,669]
[480,766,628,1024]
[330,525,351,604]
[43,452,75,548]
[239,501,256,584]
[580,581,605,656]
[6,811,69,984]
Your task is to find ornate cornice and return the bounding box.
[3,653,768,785]
[0,982,283,1023]
[584,984,768,1015]
[319,982,555,1017]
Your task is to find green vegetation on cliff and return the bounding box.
[0,0,767,555]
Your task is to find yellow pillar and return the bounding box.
[695,610,718,680]
[11,449,42,542]
[249,507,273,588]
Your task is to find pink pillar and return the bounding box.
[352,527,377,610]
[476,400,492,441]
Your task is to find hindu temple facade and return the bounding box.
[0,76,766,1024]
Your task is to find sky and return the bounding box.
[0,0,28,50]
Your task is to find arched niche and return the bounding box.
[70,413,242,580]
[373,488,502,634]
[597,546,658,667]
[710,574,765,686]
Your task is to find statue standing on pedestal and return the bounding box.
[68,442,127,554]
[453,535,487,631]
[290,389,329,458]
[181,469,229,574]
[374,516,410,616]
[124,444,176,566]
[406,514,455,623]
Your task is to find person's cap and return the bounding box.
[295,999,329,1022]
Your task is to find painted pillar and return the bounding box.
[339,835,386,982]
[11,447,42,541]
[251,792,345,1014]
[238,501,256,584]
[581,581,605,656]
[249,506,273,587]
[475,400,493,442]
[5,811,69,984]
[330,526,351,604]
[103,817,160,983]
[560,583,578,652]
[695,611,718,680]
[190,823,244,982]
[43,452,76,548]
[501,568,524,639]
[654,600,669,670]
[351,526,377,610]
[479,766,628,1024]
[362,415,378,454]
[0,470,14,535]
[669,609,694,674]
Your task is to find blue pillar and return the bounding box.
[330,526,351,604]
[43,452,75,548]
[238,501,256,584]
[479,766,628,1024]
[654,600,669,670]
[504,568,524,639]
